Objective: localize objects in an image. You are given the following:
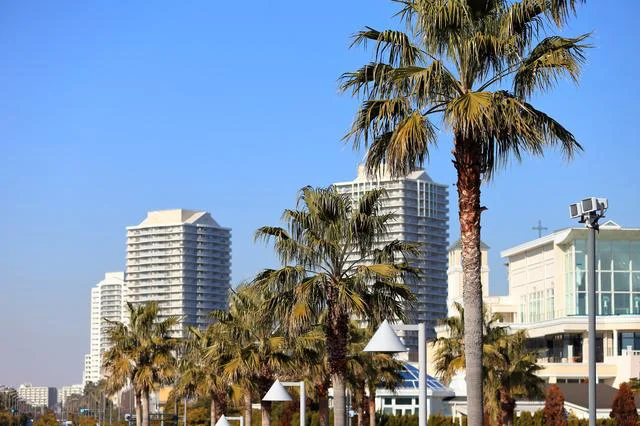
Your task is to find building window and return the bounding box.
[618,332,640,354]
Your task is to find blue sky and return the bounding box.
[1,1,639,387]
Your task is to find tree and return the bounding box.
[254,186,417,426]
[175,325,237,426]
[33,411,57,426]
[341,1,588,423]
[629,377,640,395]
[347,324,403,426]
[543,384,566,426]
[212,284,313,426]
[610,382,638,426]
[433,303,542,424]
[102,302,179,426]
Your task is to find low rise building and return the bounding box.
[17,384,57,409]
[59,384,84,406]
[502,220,640,386]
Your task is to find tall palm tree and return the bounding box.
[175,326,238,426]
[341,1,587,422]
[254,186,417,426]
[212,284,306,426]
[102,302,179,426]
[346,324,403,426]
[433,303,542,424]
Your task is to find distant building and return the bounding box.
[58,384,84,406]
[17,384,57,409]
[334,165,449,350]
[502,220,640,386]
[83,272,128,385]
[447,239,517,322]
[125,209,231,337]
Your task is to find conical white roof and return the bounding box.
[262,379,293,402]
[363,320,407,353]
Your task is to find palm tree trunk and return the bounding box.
[210,398,217,426]
[140,392,150,426]
[454,132,484,426]
[327,298,349,426]
[260,401,271,426]
[332,374,346,426]
[244,391,252,426]
[134,391,142,426]
[499,388,516,426]
[368,388,376,426]
[316,381,329,426]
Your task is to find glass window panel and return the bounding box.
[598,241,612,270]
[577,293,586,315]
[576,271,586,291]
[621,333,634,352]
[613,242,631,270]
[600,272,611,291]
[633,273,640,292]
[614,272,630,292]
[632,249,640,271]
[614,293,630,315]
[575,241,586,270]
[633,295,640,315]
[600,293,612,315]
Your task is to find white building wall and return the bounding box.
[334,165,449,345]
[125,209,231,337]
[84,272,127,385]
[17,384,57,409]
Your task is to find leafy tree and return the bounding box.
[254,186,417,426]
[609,382,638,426]
[341,1,588,422]
[33,410,57,426]
[102,302,179,426]
[544,384,566,426]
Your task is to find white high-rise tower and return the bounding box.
[334,165,449,348]
[83,272,128,385]
[125,209,231,337]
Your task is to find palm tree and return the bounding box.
[102,302,179,426]
[254,186,417,426]
[175,326,238,426]
[346,324,403,426]
[488,331,543,426]
[212,284,307,426]
[433,303,542,424]
[341,1,588,422]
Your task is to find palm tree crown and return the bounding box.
[342,3,588,423]
[254,186,417,426]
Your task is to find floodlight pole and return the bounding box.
[391,323,426,426]
[585,212,600,426]
[281,382,305,426]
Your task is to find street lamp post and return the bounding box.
[569,197,607,426]
[262,379,306,426]
[363,320,427,426]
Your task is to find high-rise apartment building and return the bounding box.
[125,209,231,336]
[334,165,449,346]
[17,384,57,409]
[83,272,128,385]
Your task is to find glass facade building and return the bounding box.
[565,239,640,316]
